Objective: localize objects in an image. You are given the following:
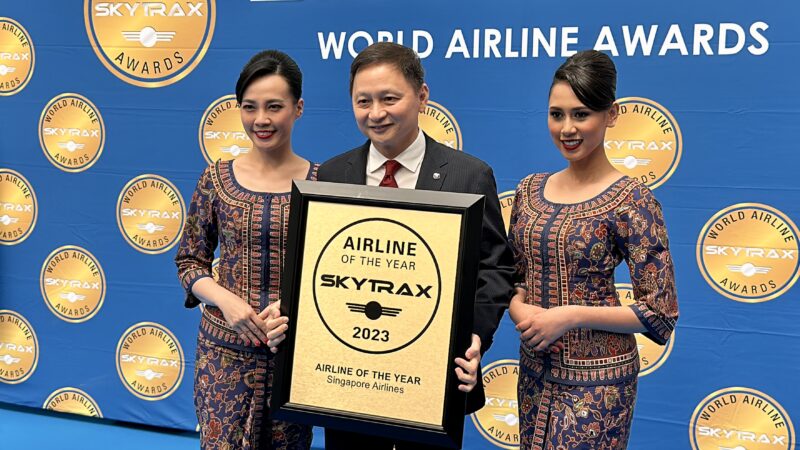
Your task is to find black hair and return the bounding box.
[551,50,616,111]
[349,42,424,93]
[235,50,302,104]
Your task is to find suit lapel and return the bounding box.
[415,134,448,191]
[345,141,369,185]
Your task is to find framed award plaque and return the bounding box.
[271,180,484,448]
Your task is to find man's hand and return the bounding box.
[455,334,482,393]
[261,301,289,354]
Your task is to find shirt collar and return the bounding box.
[367,129,426,174]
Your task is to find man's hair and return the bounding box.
[349,42,424,93]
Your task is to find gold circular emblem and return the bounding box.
[116,174,185,254]
[43,387,103,417]
[0,310,38,384]
[198,94,250,164]
[604,97,681,189]
[697,203,799,303]
[116,322,184,400]
[419,100,462,150]
[615,283,674,376]
[0,168,37,245]
[498,190,515,232]
[690,387,794,450]
[313,218,441,354]
[84,0,216,87]
[38,93,105,172]
[470,359,520,449]
[0,18,34,96]
[40,246,106,323]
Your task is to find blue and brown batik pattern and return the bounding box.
[518,365,636,450]
[176,160,319,449]
[508,173,678,385]
[195,336,312,450]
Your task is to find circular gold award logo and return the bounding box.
[470,359,520,449]
[199,94,250,164]
[697,203,799,302]
[0,310,38,384]
[313,218,441,353]
[604,97,681,189]
[117,174,185,254]
[116,322,184,400]
[0,17,34,96]
[690,387,794,450]
[44,387,102,417]
[0,168,37,245]
[498,190,515,232]
[40,246,106,323]
[419,100,462,150]
[84,0,216,87]
[615,283,674,376]
[39,93,105,172]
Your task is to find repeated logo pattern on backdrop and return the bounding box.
[1,3,798,449]
[0,17,34,96]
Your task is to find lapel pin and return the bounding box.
[433,173,441,180]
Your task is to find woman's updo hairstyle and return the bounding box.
[235,50,302,104]
[551,50,616,111]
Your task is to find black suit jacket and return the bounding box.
[318,134,515,415]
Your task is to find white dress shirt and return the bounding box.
[366,129,425,189]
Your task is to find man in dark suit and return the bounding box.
[266,42,514,449]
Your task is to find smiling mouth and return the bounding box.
[370,124,392,133]
[561,139,582,150]
[254,130,275,139]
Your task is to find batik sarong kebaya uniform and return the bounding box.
[176,159,318,450]
[508,173,678,450]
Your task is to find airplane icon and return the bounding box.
[0,65,16,76]
[59,292,86,303]
[346,301,401,320]
[122,27,176,48]
[609,156,652,170]
[221,145,250,157]
[727,263,771,278]
[137,222,165,234]
[493,413,518,426]
[0,354,21,365]
[136,369,165,381]
[0,215,19,226]
[57,141,86,153]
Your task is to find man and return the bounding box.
[267,42,514,449]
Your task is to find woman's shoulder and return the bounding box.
[618,175,659,204]
[515,172,551,192]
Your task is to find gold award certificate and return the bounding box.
[289,201,462,426]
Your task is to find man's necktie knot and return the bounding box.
[380,160,401,188]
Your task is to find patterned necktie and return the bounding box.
[379,160,401,188]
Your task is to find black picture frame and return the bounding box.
[271,180,484,449]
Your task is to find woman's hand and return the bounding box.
[510,290,564,353]
[217,296,269,346]
[517,305,576,352]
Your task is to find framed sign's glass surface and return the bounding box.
[272,180,484,448]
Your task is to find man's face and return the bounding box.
[351,63,429,157]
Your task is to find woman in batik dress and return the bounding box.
[176,50,316,450]
[507,50,679,450]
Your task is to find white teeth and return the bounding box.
[563,140,581,146]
